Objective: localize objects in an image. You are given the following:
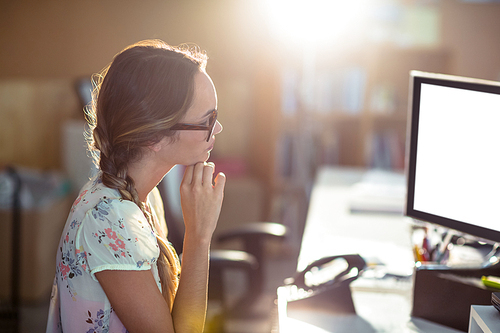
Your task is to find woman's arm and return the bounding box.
[172,162,225,331]
[96,162,225,333]
[96,270,174,332]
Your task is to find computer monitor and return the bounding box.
[406,71,500,244]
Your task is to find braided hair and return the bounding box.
[85,39,207,311]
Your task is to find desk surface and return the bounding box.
[279,167,463,333]
[296,167,414,276]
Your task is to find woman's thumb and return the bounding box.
[214,172,226,194]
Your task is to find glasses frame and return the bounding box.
[170,110,218,142]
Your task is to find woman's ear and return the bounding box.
[149,140,163,153]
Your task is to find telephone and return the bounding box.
[282,254,366,314]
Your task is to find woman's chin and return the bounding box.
[187,152,211,165]
[204,151,211,161]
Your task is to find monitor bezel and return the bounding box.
[405,71,500,243]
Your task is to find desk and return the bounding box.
[278,167,463,332]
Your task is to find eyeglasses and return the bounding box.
[170,109,218,142]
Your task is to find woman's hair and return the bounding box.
[85,39,207,311]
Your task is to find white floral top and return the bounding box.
[46,172,169,333]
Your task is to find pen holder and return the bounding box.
[412,263,500,331]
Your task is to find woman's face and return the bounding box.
[158,71,223,166]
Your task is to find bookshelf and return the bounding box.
[250,45,450,226]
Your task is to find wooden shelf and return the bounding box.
[250,46,450,219]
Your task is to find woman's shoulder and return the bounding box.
[70,172,143,219]
[76,183,155,248]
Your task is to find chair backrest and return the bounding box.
[157,165,185,254]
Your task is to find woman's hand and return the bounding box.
[180,162,226,242]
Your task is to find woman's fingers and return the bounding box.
[202,162,215,187]
[191,162,205,186]
[184,162,216,187]
[182,164,194,185]
[179,162,226,239]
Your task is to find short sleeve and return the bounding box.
[76,197,160,281]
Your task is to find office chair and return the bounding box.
[157,165,288,328]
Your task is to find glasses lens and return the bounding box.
[206,111,217,142]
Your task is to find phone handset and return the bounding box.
[288,254,366,291]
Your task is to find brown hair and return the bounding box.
[85,39,207,311]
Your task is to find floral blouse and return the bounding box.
[46,172,169,333]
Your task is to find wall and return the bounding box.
[2,0,500,172]
[0,0,267,169]
[441,0,500,80]
[0,79,78,169]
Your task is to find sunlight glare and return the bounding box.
[263,0,370,45]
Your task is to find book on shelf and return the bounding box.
[280,66,368,115]
[367,131,405,170]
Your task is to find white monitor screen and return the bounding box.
[406,72,500,242]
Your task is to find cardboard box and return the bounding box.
[0,195,72,303]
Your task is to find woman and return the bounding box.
[46,39,226,333]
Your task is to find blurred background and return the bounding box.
[1,0,500,331]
